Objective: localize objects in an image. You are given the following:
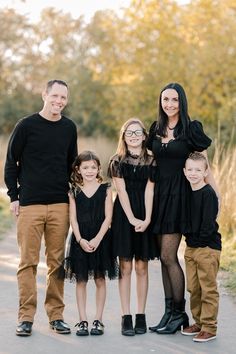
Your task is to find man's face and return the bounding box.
[42,83,68,117]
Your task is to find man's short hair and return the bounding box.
[46,80,68,92]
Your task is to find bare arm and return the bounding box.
[112,176,142,227]
[68,193,93,252]
[89,187,113,250]
[135,180,154,232]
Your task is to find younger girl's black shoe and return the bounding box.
[90,320,104,335]
[75,321,89,336]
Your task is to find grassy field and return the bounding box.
[0,135,235,294]
[213,143,236,296]
[0,194,13,238]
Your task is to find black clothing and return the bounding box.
[4,113,78,205]
[184,184,221,250]
[64,183,118,281]
[147,120,212,235]
[108,153,158,261]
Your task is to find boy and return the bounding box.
[182,152,221,342]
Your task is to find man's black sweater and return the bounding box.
[4,113,78,206]
[184,184,221,251]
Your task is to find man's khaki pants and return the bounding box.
[184,246,221,335]
[17,203,69,322]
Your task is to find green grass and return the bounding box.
[0,195,13,239]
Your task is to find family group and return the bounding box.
[4,79,221,344]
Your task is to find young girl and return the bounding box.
[108,118,157,336]
[64,150,118,336]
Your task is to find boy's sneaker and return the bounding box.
[193,331,216,342]
[90,320,104,335]
[181,324,201,336]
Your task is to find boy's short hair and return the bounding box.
[186,152,208,169]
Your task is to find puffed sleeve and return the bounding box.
[188,120,212,151]
[107,155,123,178]
[146,121,157,151]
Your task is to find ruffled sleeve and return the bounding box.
[69,186,81,198]
[146,121,157,151]
[188,120,212,151]
[107,155,123,178]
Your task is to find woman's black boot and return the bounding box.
[121,315,135,336]
[157,300,189,334]
[134,314,147,334]
[149,298,173,332]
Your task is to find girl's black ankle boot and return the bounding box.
[149,298,173,332]
[157,300,189,334]
[121,315,135,336]
[134,314,147,334]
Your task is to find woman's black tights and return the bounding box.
[157,233,185,304]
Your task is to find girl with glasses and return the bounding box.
[108,118,158,336]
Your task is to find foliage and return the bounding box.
[0,194,13,238]
[0,0,235,140]
[213,140,236,294]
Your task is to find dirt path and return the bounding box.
[0,227,236,354]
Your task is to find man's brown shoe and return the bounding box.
[181,323,201,336]
[193,331,216,342]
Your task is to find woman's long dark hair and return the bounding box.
[157,83,191,138]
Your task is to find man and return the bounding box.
[4,80,78,336]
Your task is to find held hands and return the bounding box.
[10,200,20,217]
[129,217,143,228]
[89,237,102,252]
[134,219,151,233]
[77,238,94,253]
[77,236,101,253]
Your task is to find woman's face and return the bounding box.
[161,88,179,120]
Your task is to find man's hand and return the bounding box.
[10,200,20,217]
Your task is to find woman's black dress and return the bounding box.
[64,183,118,282]
[108,153,158,261]
[146,120,212,235]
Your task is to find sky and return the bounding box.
[0,0,190,22]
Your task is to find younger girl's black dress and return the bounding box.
[64,183,118,282]
[108,153,158,261]
[146,120,212,235]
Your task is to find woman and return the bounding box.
[147,83,219,334]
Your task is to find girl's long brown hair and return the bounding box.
[71,150,103,188]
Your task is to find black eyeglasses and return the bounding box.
[124,129,143,137]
